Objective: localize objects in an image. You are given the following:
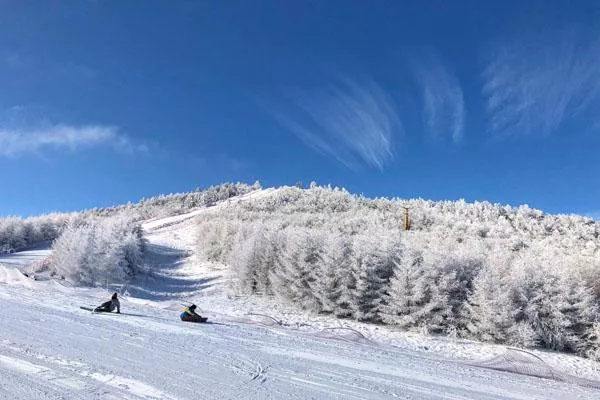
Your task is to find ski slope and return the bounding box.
[1,193,600,399]
[0,242,51,270]
[2,282,599,400]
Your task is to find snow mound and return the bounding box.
[0,266,36,288]
[471,348,600,389]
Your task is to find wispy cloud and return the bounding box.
[270,77,402,170]
[0,125,147,157]
[482,29,600,138]
[410,52,465,143]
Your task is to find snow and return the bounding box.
[2,282,599,400]
[1,193,600,399]
[0,243,51,270]
[0,242,52,287]
[0,266,37,288]
[141,188,277,232]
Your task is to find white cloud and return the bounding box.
[482,29,600,138]
[0,124,146,157]
[271,77,402,170]
[410,52,465,143]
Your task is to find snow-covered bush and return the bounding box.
[465,249,599,354]
[48,213,144,286]
[508,253,598,353]
[0,214,71,253]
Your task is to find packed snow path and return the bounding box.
[2,285,599,400]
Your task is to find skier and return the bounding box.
[180,304,206,323]
[94,293,121,313]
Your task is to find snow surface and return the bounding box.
[2,193,600,399]
[0,243,51,270]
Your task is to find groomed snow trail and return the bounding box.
[2,193,600,399]
[1,284,598,400]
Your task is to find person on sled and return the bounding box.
[180,304,206,322]
[94,293,121,313]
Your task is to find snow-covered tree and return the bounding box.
[48,214,144,287]
[269,229,324,311]
[186,183,600,357]
[382,247,430,328]
[317,234,357,316]
[352,232,400,322]
[50,223,94,284]
[466,252,516,343]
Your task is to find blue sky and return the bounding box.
[1,1,600,218]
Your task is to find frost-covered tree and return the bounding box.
[269,229,324,311]
[48,214,144,287]
[436,253,483,334]
[382,248,430,328]
[317,234,356,316]
[197,221,233,262]
[510,253,598,352]
[50,223,94,284]
[382,238,481,334]
[187,183,600,358]
[229,224,269,294]
[466,253,516,343]
[352,232,400,322]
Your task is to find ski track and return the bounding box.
[1,285,598,399]
[1,196,600,399]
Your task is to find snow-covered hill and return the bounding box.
[2,194,600,399]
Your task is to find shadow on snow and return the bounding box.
[124,243,219,301]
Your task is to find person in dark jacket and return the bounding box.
[180,304,206,322]
[94,293,121,313]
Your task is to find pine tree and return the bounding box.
[352,233,397,322]
[466,256,515,343]
[436,255,482,335]
[269,229,323,310]
[229,225,269,294]
[318,235,356,316]
[511,264,597,352]
[382,249,431,328]
[557,279,597,353]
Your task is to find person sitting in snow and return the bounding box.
[180,304,206,322]
[94,293,121,313]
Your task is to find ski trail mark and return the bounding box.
[87,372,177,399]
[0,354,87,390]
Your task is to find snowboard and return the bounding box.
[80,306,118,313]
[182,316,208,323]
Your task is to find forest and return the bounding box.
[195,184,600,359]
